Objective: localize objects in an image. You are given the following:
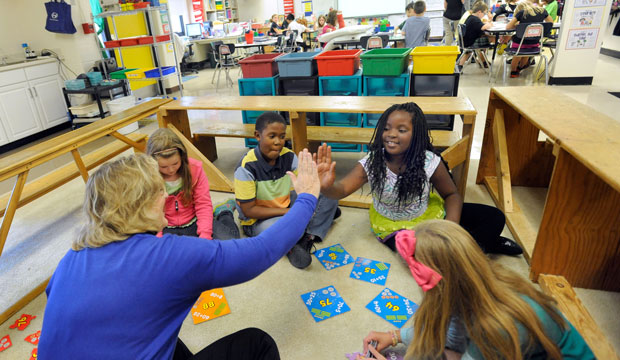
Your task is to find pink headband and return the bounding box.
[395,230,442,292]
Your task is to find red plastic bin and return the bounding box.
[138,36,154,44]
[104,40,120,48]
[120,38,139,46]
[315,49,362,76]
[239,53,283,78]
[156,34,170,42]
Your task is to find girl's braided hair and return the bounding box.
[366,102,435,208]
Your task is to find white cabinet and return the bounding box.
[0,59,68,145]
[30,75,69,128]
[0,82,43,141]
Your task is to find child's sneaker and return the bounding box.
[286,233,316,269]
[214,199,236,218]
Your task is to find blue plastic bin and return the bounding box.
[363,72,410,127]
[318,70,362,96]
[327,143,362,152]
[238,75,279,96]
[275,52,318,77]
[145,66,176,78]
[320,112,362,127]
[245,138,258,148]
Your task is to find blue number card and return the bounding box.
[314,243,353,270]
[366,288,417,328]
[301,285,351,322]
[349,257,390,286]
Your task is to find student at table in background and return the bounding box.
[356,221,595,360]
[395,2,416,33]
[493,0,517,20]
[281,13,293,30]
[268,14,282,36]
[457,2,494,71]
[316,14,327,33]
[542,0,559,21]
[321,9,338,34]
[146,128,239,241]
[288,17,313,50]
[234,112,340,269]
[402,1,431,49]
[316,102,522,255]
[443,0,465,45]
[506,1,553,77]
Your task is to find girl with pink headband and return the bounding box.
[357,220,594,360]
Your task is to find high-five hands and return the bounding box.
[314,143,337,191]
[288,149,320,199]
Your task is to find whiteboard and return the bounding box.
[338,0,408,17]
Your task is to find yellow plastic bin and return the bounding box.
[125,68,154,79]
[411,46,460,74]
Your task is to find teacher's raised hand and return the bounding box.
[288,149,320,199]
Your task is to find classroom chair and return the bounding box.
[360,34,389,50]
[497,22,552,84]
[212,43,239,91]
[457,24,492,74]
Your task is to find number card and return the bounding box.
[301,285,350,322]
[366,288,418,328]
[314,244,353,270]
[191,288,231,325]
[350,257,390,286]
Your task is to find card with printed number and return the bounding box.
[0,335,11,352]
[349,257,390,286]
[365,288,417,328]
[300,285,350,322]
[314,244,353,270]
[191,288,231,325]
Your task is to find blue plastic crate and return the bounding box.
[245,138,258,148]
[363,72,410,96]
[238,75,279,96]
[318,70,362,96]
[145,66,176,78]
[241,110,265,124]
[363,113,382,128]
[275,52,319,77]
[327,143,362,152]
[320,112,362,127]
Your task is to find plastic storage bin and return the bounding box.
[410,73,459,97]
[238,75,279,96]
[327,143,362,152]
[120,38,139,46]
[315,49,362,76]
[275,52,318,77]
[138,36,154,44]
[86,72,103,86]
[320,112,362,127]
[104,40,120,48]
[319,70,362,127]
[239,53,282,78]
[156,34,171,42]
[126,68,154,79]
[363,72,410,96]
[110,68,138,79]
[279,76,319,126]
[144,66,176,78]
[411,46,460,74]
[65,79,86,90]
[360,48,412,76]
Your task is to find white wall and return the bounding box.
[168,0,191,33]
[237,0,336,23]
[0,0,100,76]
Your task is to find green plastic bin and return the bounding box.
[360,48,412,76]
[110,68,138,79]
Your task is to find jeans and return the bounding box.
[173,328,280,360]
[443,17,458,46]
[162,211,240,240]
[243,192,338,241]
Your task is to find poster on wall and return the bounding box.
[565,28,599,49]
[574,0,606,7]
[303,0,313,16]
[571,8,604,27]
[283,0,294,14]
[160,10,170,34]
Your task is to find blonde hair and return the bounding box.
[317,14,326,27]
[406,220,565,360]
[296,18,308,26]
[516,1,545,17]
[73,154,165,251]
[146,128,194,206]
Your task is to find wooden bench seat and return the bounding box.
[194,123,460,147]
[0,132,148,217]
[538,274,619,360]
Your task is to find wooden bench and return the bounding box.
[538,274,620,360]
[476,87,620,291]
[159,95,477,202]
[0,98,171,325]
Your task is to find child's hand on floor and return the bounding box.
[314,143,337,191]
[288,149,320,199]
[362,331,393,354]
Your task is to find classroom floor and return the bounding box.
[0,52,619,359]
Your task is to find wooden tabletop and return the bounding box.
[491,87,620,192]
[160,95,477,115]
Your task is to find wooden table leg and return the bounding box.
[455,114,476,198]
[0,171,28,257]
[491,109,513,212]
[530,148,620,291]
[71,149,90,183]
[159,109,193,141]
[110,131,146,152]
[289,111,308,154]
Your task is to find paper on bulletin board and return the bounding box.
[167,43,173,53]
[303,0,312,16]
[574,0,606,7]
[571,8,604,27]
[426,0,444,11]
[565,28,599,49]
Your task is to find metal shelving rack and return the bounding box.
[94,4,183,97]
